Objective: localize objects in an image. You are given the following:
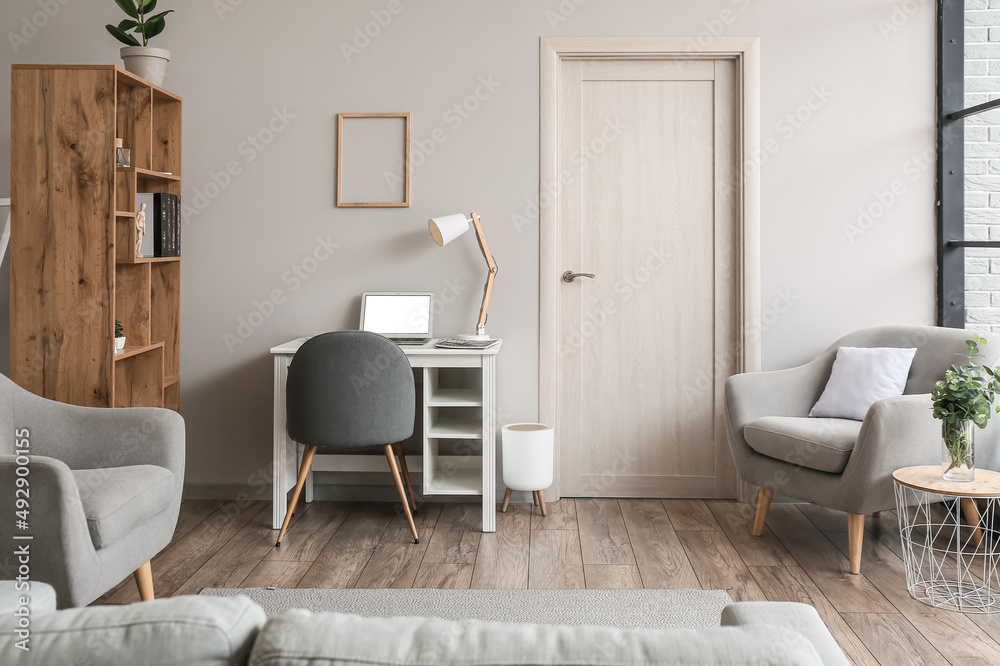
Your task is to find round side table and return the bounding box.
[893,465,1000,613]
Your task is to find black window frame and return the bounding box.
[938,0,1000,327]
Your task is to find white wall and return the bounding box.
[0,0,936,493]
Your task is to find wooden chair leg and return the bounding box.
[134,560,154,601]
[393,442,418,512]
[752,487,774,537]
[532,491,539,506]
[501,488,513,512]
[276,445,317,546]
[537,490,547,517]
[385,444,419,544]
[847,513,865,575]
[961,497,985,549]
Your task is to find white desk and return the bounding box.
[270,337,501,532]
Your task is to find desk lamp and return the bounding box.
[428,213,497,341]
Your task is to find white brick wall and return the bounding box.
[965,0,1000,331]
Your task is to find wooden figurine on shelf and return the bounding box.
[135,202,146,257]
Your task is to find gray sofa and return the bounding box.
[0,582,848,665]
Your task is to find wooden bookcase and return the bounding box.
[10,65,182,411]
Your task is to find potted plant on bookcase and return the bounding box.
[105,0,174,86]
[115,319,126,353]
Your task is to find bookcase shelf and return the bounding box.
[10,65,182,411]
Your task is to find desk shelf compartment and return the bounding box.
[425,367,483,407]
[423,438,483,496]
[427,407,483,439]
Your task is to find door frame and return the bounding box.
[538,37,762,502]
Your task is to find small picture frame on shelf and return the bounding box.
[115,138,131,168]
[336,113,410,208]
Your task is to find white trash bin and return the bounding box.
[501,423,554,516]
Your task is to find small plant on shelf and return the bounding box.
[115,319,126,353]
[105,0,174,47]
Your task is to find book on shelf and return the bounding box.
[434,338,501,350]
[151,193,182,257]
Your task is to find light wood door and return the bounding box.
[556,58,739,498]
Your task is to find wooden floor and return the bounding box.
[95,497,1000,665]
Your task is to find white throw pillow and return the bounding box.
[808,346,918,421]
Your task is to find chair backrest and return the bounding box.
[286,331,415,451]
[828,325,1000,394]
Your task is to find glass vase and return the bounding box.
[942,419,975,482]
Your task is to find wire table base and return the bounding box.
[894,481,1000,613]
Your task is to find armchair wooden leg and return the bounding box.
[385,444,419,544]
[537,490,547,517]
[753,487,774,537]
[134,561,154,601]
[961,497,985,549]
[533,491,539,506]
[501,488,513,512]
[847,513,865,574]
[275,444,317,547]
[393,442,418,512]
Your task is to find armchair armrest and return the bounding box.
[725,355,834,469]
[0,455,100,606]
[838,393,968,513]
[12,390,184,484]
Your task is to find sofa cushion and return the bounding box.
[249,610,825,666]
[744,417,862,474]
[722,602,850,666]
[72,465,175,550]
[0,594,265,665]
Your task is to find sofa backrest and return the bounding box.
[828,325,1000,395]
[249,609,825,666]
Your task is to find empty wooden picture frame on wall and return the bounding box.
[337,113,411,207]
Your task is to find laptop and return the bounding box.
[360,291,434,344]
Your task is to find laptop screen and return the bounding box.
[361,293,432,336]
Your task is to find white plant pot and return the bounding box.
[120,46,170,86]
[115,337,126,353]
[501,423,554,491]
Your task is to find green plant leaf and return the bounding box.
[114,0,139,20]
[144,0,157,13]
[117,19,138,31]
[137,0,154,7]
[141,14,169,40]
[106,24,141,46]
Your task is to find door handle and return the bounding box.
[562,271,596,283]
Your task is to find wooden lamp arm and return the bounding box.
[470,213,497,331]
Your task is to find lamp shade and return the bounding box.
[428,213,472,247]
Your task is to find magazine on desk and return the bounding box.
[434,338,501,350]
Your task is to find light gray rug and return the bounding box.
[200,587,732,628]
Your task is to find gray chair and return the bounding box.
[275,331,419,546]
[0,373,184,608]
[725,325,1000,574]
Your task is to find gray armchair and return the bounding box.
[725,325,1000,574]
[0,373,184,608]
